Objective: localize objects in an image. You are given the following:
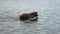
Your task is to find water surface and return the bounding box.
[0,0,60,34]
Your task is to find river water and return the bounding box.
[0,0,60,34]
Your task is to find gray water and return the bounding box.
[0,0,60,34]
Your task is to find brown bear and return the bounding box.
[19,11,38,21]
